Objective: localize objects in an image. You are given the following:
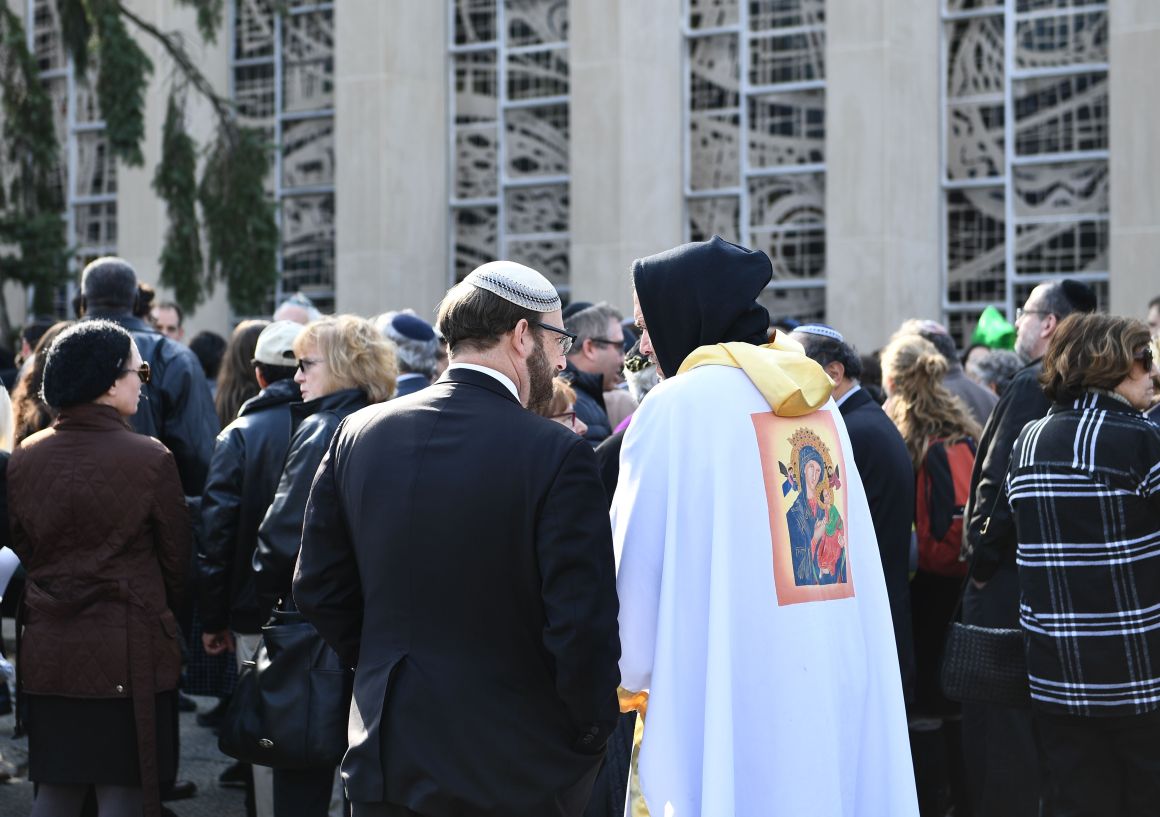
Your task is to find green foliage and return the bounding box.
[0,6,69,317]
[57,0,94,77]
[153,93,203,311]
[199,127,279,315]
[94,8,152,166]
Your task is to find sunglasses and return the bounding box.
[1134,347,1154,370]
[120,362,151,384]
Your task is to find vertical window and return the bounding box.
[231,0,336,314]
[449,0,571,295]
[941,0,1109,344]
[30,0,117,314]
[684,0,826,325]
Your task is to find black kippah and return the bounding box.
[42,320,133,408]
[1060,279,1098,314]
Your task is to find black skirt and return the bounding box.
[26,690,178,784]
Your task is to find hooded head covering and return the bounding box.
[632,235,771,377]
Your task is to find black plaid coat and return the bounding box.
[1008,392,1160,716]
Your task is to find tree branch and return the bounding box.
[114,1,236,135]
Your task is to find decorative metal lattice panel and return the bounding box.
[685,1,826,318]
[449,0,570,290]
[941,1,1109,347]
[26,0,117,308]
[231,0,336,313]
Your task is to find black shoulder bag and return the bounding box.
[219,606,351,769]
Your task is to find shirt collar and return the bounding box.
[835,382,860,408]
[446,362,520,402]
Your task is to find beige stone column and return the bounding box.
[1109,2,1160,315]
[334,0,448,322]
[825,0,941,350]
[569,0,684,315]
[117,0,232,338]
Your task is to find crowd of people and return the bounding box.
[0,248,1156,817]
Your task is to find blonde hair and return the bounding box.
[536,376,576,419]
[880,334,981,469]
[294,315,398,404]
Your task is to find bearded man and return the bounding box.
[613,237,917,816]
[293,261,621,817]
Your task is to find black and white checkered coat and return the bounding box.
[1008,391,1160,716]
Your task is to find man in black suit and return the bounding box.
[294,261,621,817]
[791,324,916,705]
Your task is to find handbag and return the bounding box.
[939,580,1030,709]
[218,606,351,769]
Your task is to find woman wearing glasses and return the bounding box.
[9,320,190,817]
[255,315,396,817]
[537,376,589,437]
[1007,313,1160,816]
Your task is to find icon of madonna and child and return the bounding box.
[753,414,855,604]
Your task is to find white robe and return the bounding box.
[613,363,918,817]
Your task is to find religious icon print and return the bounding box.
[752,410,855,606]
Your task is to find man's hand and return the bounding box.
[202,630,235,656]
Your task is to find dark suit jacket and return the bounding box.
[293,367,621,817]
[839,387,917,703]
[964,361,1049,584]
[392,373,430,398]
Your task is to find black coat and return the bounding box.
[198,378,302,634]
[392,373,431,398]
[838,387,917,703]
[964,361,1050,583]
[85,312,219,495]
[255,388,370,619]
[563,361,611,445]
[293,367,621,817]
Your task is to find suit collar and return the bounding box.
[441,366,522,406]
[838,386,875,416]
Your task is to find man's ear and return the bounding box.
[1041,313,1059,339]
[511,318,535,357]
[823,360,845,385]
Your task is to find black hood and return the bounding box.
[632,235,772,377]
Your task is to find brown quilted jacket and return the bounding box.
[9,403,190,699]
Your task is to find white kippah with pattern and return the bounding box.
[794,324,845,343]
[463,261,561,313]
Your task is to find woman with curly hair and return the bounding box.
[254,315,396,817]
[880,332,981,815]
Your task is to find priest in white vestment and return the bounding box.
[613,236,918,817]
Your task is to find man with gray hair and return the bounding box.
[961,278,1097,817]
[562,302,624,445]
[374,311,440,398]
[81,256,218,495]
[790,323,916,709]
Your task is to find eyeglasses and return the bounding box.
[297,357,322,373]
[1015,307,1052,322]
[533,321,577,355]
[551,411,578,429]
[588,337,625,352]
[120,362,150,384]
[1134,347,1155,370]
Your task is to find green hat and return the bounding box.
[971,305,1015,349]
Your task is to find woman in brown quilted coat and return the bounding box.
[9,320,190,817]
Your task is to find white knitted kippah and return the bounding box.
[794,323,845,343]
[463,261,561,313]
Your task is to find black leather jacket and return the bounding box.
[86,312,219,495]
[198,378,302,634]
[254,388,370,619]
[563,361,611,445]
